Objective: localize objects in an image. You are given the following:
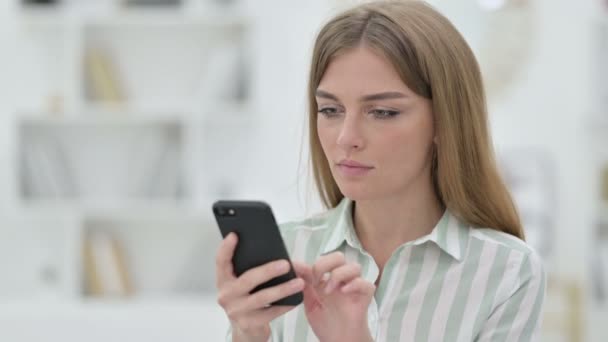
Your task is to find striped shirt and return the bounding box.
[227,197,546,342]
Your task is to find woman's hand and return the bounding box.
[215,233,305,342]
[293,252,375,342]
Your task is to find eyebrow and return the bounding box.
[315,89,408,102]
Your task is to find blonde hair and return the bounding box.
[307,0,525,240]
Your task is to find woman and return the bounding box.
[215,1,546,341]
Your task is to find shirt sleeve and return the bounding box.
[475,250,547,341]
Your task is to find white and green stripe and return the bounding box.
[225,198,546,342]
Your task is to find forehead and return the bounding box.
[318,45,410,95]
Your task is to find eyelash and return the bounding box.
[317,107,401,119]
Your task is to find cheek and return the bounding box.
[317,121,334,152]
[376,119,434,166]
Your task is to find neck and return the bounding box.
[352,177,444,268]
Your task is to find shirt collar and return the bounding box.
[320,197,469,261]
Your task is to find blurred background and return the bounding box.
[0,0,606,341]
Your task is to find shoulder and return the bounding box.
[469,226,546,295]
[469,227,539,258]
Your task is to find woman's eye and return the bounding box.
[318,107,341,117]
[370,109,400,119]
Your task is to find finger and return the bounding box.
[248,305,298,327]
[340,277,376,295]
[242,277,305,311]
[225,299,296,329]
[216,232,238,286]
[235,259,291,295]
[312,251,346,284]
[291,262,322,310]
[292,261,314,284]
[323,263,361,294]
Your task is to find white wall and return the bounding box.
[488,0,595,280]
[239,0,330,222]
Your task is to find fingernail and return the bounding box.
[321,272,330,282]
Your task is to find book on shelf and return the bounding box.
[84,47,127,105]
[144,129,181,198]
[21,135,77,198]
[83,230,134,297]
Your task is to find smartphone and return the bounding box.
[213,200,303,306]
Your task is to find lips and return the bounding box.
[337,159,373,168]
[336,159,374,177]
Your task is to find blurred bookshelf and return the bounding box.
[3,1,254,332]
[588,8,608,342]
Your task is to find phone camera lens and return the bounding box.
[228,209,236,216]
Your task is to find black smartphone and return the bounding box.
[213,200,303,306]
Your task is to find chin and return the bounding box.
[336,181,378,202]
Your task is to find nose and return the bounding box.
[336,113,365,151]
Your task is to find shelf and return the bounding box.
[0,293,225,323]
[0,295,229,342]
[14,197,224,222]
[19,5,249,30]
[18,111,184,127]
[85,11,249,29]
[8,1,255,323]
[82,101,194,117]
[17,99,255,126]
[18,5,74,30]
[201,100,256,126]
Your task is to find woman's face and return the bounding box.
[316,45,436,201]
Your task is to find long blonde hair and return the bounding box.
[307,0,525,240]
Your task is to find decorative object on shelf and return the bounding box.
[83,229,134,297]
[0,217,69,299]
[39,264,60,296]
[84,47,127,106]
[497,148,557,265]
[47,93,65,116]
